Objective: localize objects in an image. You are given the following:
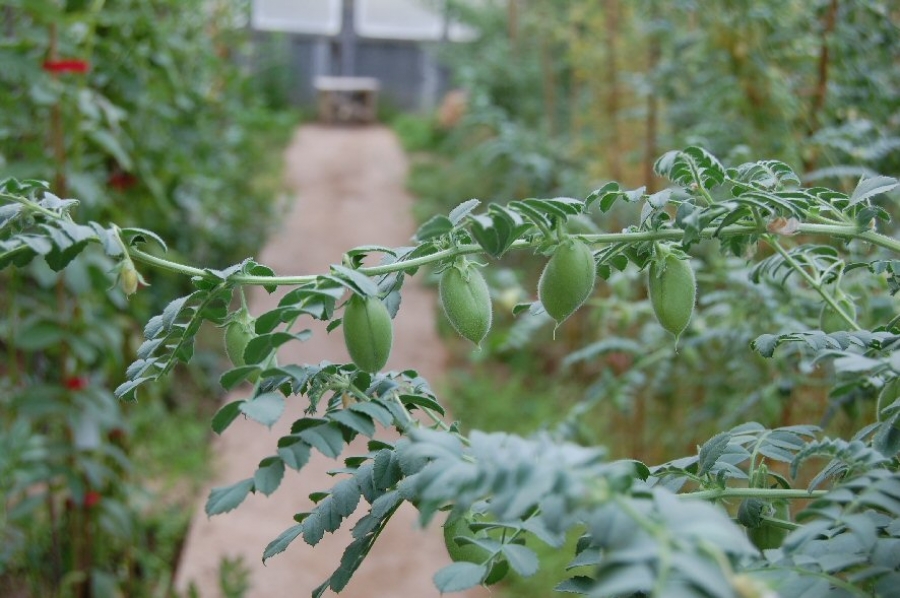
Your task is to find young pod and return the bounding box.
[342,294,393,373]
[224,313,256,368]
[747,500,790,551]
[440,262,492,347]
[538,239,596,327]
[121,265,139,296]
[648,253,696,342]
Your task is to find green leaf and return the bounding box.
[255,306,302,334]
[751,334,779,358]
[344,245,397,266]
[373,449,403,490]
[501,544,539,577]
[121,227,168,252]
[655,146,726,190]
[592,562,654,596]
[873,415,900,458]
[415,214,454,241]
[303,511,326,545]
[277,436,312,470]
[555,576,594,593]
[299,423,345,458]
[244,331,311,365]
[400,394,445,416]
[315,479,362,531]
[211,400,245,434]
[219,366,261,390]
[205,478,254,516]
[698,432,730,476]
[262,524,304,562]
[254,457,286,496]
[468,204,524,258]
[586,181,621,211]
[330,264,380,297]
[20,234,53,256]
[323,534,371,592]
[239,392,285,428]
[449,199,481,224]
[670,552,733,597]
[849,175,898,206]
[522,518,566,548]
[244,262,277,292]
[433,562,486,593]
[349,401,394,427]
[45,240,88,271]
[329,409,375,437]
[675,202,703,246]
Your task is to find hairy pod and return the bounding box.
[121,263,139,296]
[342,294,393,373]
[747,500,790,551]
[440,263,492,347]
[538,239,596,326]
[648,254,696,342]
[819,294,856,333]
[224,315,256,368]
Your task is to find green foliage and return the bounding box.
[424,0,900,221]
[390,114,444,153]
[0,1,290,594]
[0,0,288,279]
[2,142,899,597]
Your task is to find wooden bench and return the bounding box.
[314,76,380,124]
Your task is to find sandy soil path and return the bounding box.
[174,125,488,598]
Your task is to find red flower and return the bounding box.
[64,376,88,391]
[108,172,138,191]
[84,491,102,509]
[42,59,90,74]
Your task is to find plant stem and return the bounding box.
[759,515,799,531]
[799,222,900,253]
[128,248,221,279]
[0,192,66,220]
[768,237,862,331]
[9,187,897,291]
[686,487,826,501]
[133,220,888,287]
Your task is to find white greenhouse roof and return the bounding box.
[252,0,479,41]
[356,0,443,40]
[252,0,343,35]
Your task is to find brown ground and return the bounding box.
[174,125,489,598]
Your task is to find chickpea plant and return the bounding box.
[2,147,900,597]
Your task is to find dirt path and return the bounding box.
[174,126,488,598]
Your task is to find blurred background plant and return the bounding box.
[0,0,295,595]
